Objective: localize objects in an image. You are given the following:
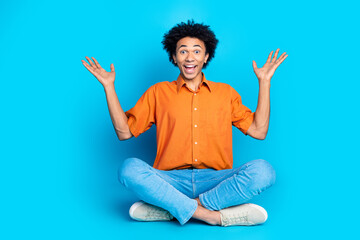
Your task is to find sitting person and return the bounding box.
[82,20,288,226]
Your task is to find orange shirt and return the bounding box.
[125,73,254,170]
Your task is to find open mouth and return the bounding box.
[184,65,197,74]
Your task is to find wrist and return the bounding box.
[259,80,271,88]
[103,83,115,92]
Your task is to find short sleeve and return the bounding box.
[231,86,255,135]
[125,85,156,138]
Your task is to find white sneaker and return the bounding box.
[129,201,174,221]
[219,203,268,226]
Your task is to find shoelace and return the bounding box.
[223,212,250,225]
[145,206,171,220]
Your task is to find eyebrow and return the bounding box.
[178,44,203,50]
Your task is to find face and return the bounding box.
[172,37,209,81]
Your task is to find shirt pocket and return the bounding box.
[205,103,231,137]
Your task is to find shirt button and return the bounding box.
[194,107,197,110]
[194,124,197,127]
[195,159,198,162]
[195,142,198,144]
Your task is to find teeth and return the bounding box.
[185,65,195,67]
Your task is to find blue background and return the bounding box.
[1,0,359,239]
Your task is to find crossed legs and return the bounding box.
[119,158,276,225]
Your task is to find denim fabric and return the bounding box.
[118,158,276,225]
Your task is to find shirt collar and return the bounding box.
[176,72,212,93]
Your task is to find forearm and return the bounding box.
[253,82,271,139]
[247,48,287,139]
[103,84,132,140]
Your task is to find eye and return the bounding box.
[194,50,200,54]
[180,50,187,54]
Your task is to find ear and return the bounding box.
[172,54,177,64]
[204,53,209,63]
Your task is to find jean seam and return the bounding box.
[192,171,195,198]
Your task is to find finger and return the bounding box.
[271,48,280,63]
[81,60,93,72]
[85,56,96,68]
[110,63,115,72]
[92,57,102,68]
[275,54,288,66]
[275,52,287,64]
[82,61,97,75]
[266,51,274,63]
[252,60,258,69]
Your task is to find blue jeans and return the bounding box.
[118,158,276,225]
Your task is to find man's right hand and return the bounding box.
[81,56,115,88]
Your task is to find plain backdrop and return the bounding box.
[1,0,359,239]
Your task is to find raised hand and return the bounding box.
[252,49,288,83]
[81,56,115,88]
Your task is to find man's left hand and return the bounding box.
[252,49,288,83]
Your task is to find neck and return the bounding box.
[182,72,203,91]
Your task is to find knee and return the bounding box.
[247,159,276,190]
[118,157,147,185]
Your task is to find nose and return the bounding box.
[185,52,195,62]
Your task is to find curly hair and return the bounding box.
[162,20,219,69]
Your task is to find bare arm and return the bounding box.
[81,56,133,141]
[104,84,133,140]
[247,82,271,140]
[246,49,288,140]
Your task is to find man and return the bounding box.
[81,20,288,226]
